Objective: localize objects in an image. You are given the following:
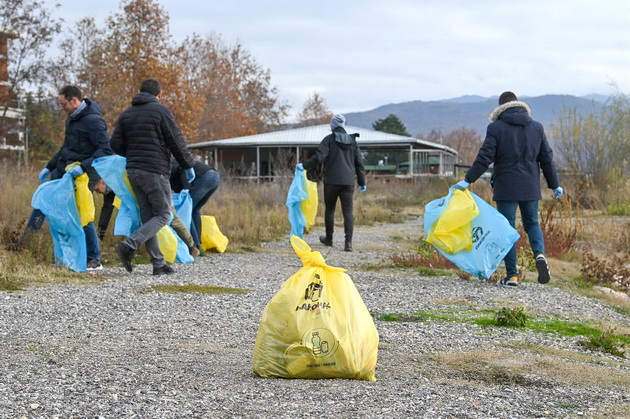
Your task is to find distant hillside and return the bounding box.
[345,94,604,138]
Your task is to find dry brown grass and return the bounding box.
[427,347,630,388]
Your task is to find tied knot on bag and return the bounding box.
[290,235,347,272]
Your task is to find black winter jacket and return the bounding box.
[303,127,366,187]
[170,160,215,193]
[110,92,195,176]
[47,98,112,179]
[465,101,559,201]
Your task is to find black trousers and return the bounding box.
[323,184,354,242]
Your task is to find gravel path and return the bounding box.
[1,216,629,418]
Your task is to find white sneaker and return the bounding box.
[87,260,103,271]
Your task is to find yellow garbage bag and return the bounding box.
[253,235,379,381]
[66,162,94,227]
[301,179,318,233]
[426,188,479,254]
[156,225,177,263]
[200,215,229,253]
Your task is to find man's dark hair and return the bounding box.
[140,78,161,96]
[59,85,83,101]
[498,91,518,105]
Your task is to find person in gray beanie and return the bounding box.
[297,114,366,251]
[453,91,563,288]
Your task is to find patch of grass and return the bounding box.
[495,307,528,327]
[578,325,628,358]
[427,348,630,387]
[606,199,630,216]
[375,303,629,358]
[150,284,250,294]
[374,306,496,324]
[390,240,454,271]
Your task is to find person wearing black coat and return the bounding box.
[170,160,221,250]
[18,85,113,271]
[453,91,564,287]
[299,114,366,252]
[111,78,197,275]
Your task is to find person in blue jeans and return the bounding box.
[18,85,113,271]
[170,160,221,251]
[453,91,563,287]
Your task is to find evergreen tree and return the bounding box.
[372,114,410,136]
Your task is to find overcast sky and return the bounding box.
[47,0,630,119]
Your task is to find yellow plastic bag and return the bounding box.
[426,188,479,254]
[301,179,318,233]
[66,162,94,227]
[156,225,177,263]
[253,236,379,381]
[200,215,229,253]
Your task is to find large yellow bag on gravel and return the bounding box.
[200,215,229,253]
[253,236,379,381]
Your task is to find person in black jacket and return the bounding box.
[111,78,197,275]
[17,85,113,271]
[453,91,563,287]
[298,114,366,251]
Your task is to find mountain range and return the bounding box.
[344,94,606,138]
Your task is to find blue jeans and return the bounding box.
[496,200,544,278]
[189,170,220,247]
[124,168,172,268]
[26,209,101,262]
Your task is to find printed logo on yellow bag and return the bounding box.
[302,328,339,364]
[296,274,331,311]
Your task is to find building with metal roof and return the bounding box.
[188,124,457,180]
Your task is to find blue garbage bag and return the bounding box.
[31,173,87,272]
[286,168,309,238]
[424,188,520,279]
[92,155,140,236]
[171,189,194,263]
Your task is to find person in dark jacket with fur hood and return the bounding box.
[453,91,563,288]
[111,78,197,275]
[18,85,113,271]
[298,114,366,252]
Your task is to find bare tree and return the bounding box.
[178,34,289,141]
[295,92,332,127]
[0,0,61,144]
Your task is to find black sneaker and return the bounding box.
[86,259,103,271]
[536,254,551,284]
[344,241,352,252]
[497,276,519,287]
[115,242,134,273]
[319,235,333,247]
[153,264,175,276]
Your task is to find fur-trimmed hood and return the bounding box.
[488,100,532,122]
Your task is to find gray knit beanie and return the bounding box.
[330,114,346,130]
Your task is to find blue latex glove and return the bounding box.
[553,186,564,199]
[296,163,304,171]
[68,165,84,177]
[184,168,196,183]
[38,168,51,182]
[453,180,470,190]
[359,185,367,193]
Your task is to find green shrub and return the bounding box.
[495,307,528,327]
